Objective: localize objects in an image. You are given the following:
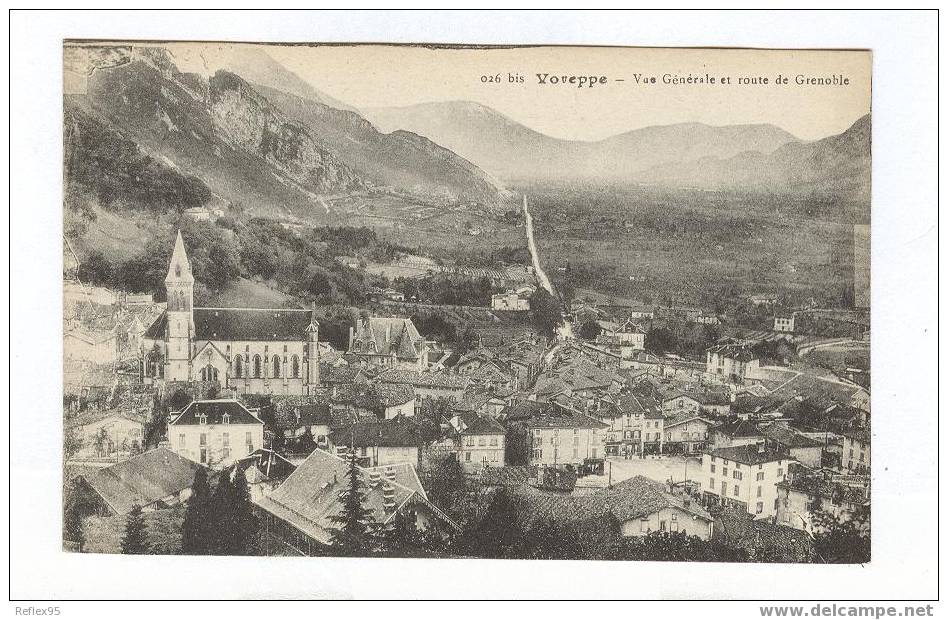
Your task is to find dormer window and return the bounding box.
[223,413,230,424]
[198,413,207,425]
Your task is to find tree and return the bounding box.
[461,488,522,559]
[578,319,602,341]
[327,452,375,555]
[504,425,530,466]
[120,505,150,554]
[295,428,317,455]
[529,288,562,339]
[63,492,85,553]
[230,467,257,555]
[812,506,870,564]
[181,468,212,554]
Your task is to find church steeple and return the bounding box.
[166,230,194,285]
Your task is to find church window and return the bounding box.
[234,356,243,378]
[273,356,281,378]
[175,264,181,277]
[291,355,300,378]
[253,355,262,378]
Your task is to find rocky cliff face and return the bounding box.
[68,47,504,220]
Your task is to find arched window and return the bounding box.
[234,356,243,378]
[291,355,300,378]
[253,355,262,378]
[273,355,281,378]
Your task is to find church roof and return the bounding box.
[350,317,424,360]
[193,308,312,341]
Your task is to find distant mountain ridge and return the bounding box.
[363,100,801,182]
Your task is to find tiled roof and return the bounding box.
[510,475,711,528]
[663,413,713,429]
[170,399,263,426]
[454,411,506,436]
[80,447,208,515]
[65,408,148,429]
[707,342,758,362]
[713,418,765,438]
[777,474,870,505]
[329,417,420,448]
[761,424,824,449]
[524,411,608,430]
[331,383,415,409]
[706,444,792,465]
[192,307,314,341]
[271,396,331,430]
[255,449,457,546]
[376,368,469,389]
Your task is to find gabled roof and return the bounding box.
[453,411,506,436]
[65,408,148,429]
[80,447,208,515]
[271,396,331,430]
[169,399,263,426]
[707,342,758,362]
[350,317,425,361]
[255,449,458,545]
[713,418,764,439]
[761,423,824,449]
[663,412,714,429]
[376,368,469,390]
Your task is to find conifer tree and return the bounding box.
[230,466,257,555]
[181,468,211,554]
[209,467,238,554]
[120,505,149,554]
[327,452,375,555]
[63,497,85,553]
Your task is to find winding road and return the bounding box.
[522,194,574,340]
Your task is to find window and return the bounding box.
[465,452,471,462]
[291,355,300,378]
[640,517,648,533]
[573,435,579,446]
[777,468,784,477]
[591,448,597,458]
[198,414,207,425]
[710,464,716,473]
[465,436,475,447]
[478,437,486,447]
[245,431,253,451]
[573,448,578,458]
[222,413,230,425]
[273,356,281,378]
[756,502,764,514]
[660,520,667,532]
[723,466,728,477]
[489,437,498,447]
[756,472,765,481]
[178,434,186,448]
[199,433,207,446]
[733,471,742,480]
[733,485,740,496]
[234,356,243,378]
[710,477,715,489]
[222,433,229,447]
[757,485,763,498]
[253,355,262,378]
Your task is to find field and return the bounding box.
[518,183,861,310]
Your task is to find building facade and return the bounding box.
[700,444,795,519]
[168,399,265,468]
[143,232,321,396]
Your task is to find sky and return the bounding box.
[159,42,870,142]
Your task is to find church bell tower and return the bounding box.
[164,230,194,381]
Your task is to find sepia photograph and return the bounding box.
[59,40,873,564]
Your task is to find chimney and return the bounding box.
[348,326,354,350]
[757,441,766,454]
[294,407,301,424]
[369,470,382,488]
[383,481,396,514]
[385,465,397,484]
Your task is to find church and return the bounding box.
[142,231,320,396]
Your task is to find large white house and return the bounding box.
[168,399,265,468]
[700,443,795,519]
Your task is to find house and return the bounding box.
[72,447,209,515]
[760,423,825,468]
[776,471,870,533]
[510,475,714,540]
[706,342,760,383]
[376,368,469,402]
[254,449,460,555]
[774,315,795,333]
[660,391,702,415]
[237,448,298,502]
[329,382,416,420]
[525,410,608,468]
[709,418,765,450]
[595,319,646,350]
[141,232,321,395]
[271,396,331,443]
[65,409,147,460]
[64,327,117,366]
[841,428,870,474]
[713,506,813,562]
[168,399,265,468]
[348,316,429,370]
[491,289,530,311]
[663,413,714,454]
[328,417,421,467]
[700,443,795,519]
[449,412,506,473]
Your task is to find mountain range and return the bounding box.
[63,44,871,230]
[64,46,507,223]
[364,100,870,205]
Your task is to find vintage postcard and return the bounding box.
[61,41,871,564]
